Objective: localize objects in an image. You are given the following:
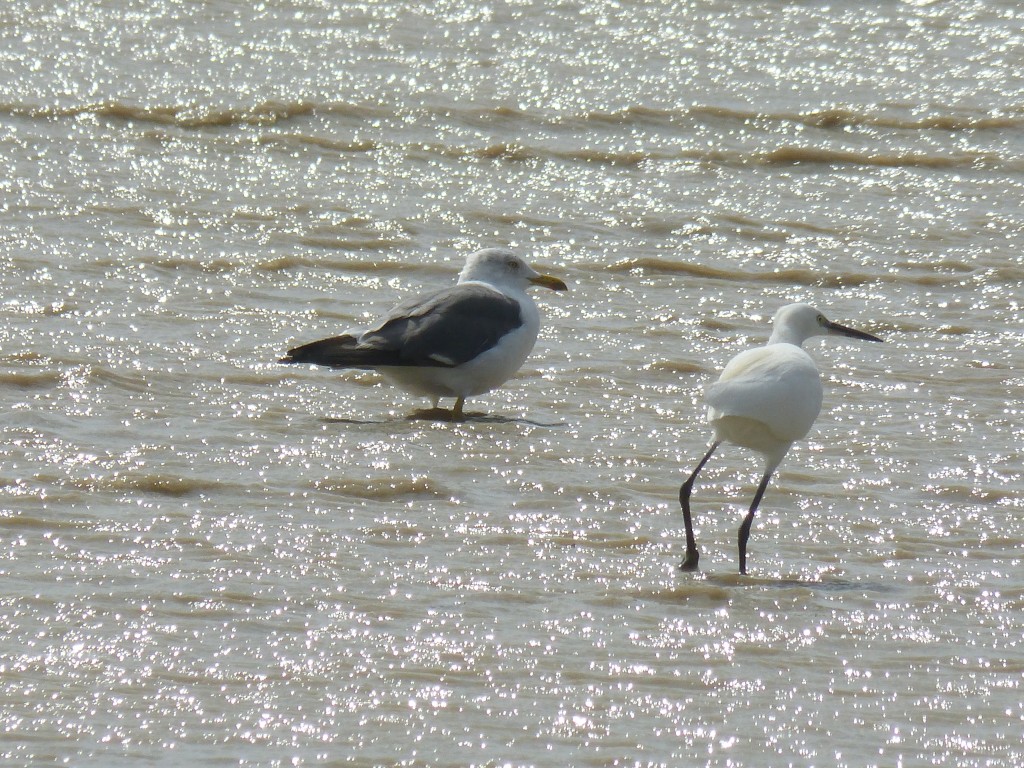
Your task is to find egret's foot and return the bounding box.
[679,550,700,572]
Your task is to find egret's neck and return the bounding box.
[767,327,808,347]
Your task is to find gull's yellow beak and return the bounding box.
[529,274,568,292]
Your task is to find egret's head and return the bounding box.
[770,303,882,347]
[459,248,568,292]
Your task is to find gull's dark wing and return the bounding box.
[281,284,523,369]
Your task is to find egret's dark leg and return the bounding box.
[679,441,720,571]
[738,469,774,575]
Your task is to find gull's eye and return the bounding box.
[506,258,519,270]
[817,315,827,325]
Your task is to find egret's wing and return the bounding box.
[357,283,523,367]
[706,345,823,442]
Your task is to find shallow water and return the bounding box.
[2,1,1024,765]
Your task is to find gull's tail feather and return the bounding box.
[280,335,402,369]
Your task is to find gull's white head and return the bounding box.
[768,302,882,347]
[458,248,568,293]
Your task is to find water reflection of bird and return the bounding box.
[679,302,882,575]
[281,248,567,420]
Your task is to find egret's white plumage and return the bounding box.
[281,248,567,419]
[707,344,823,458]
[679,302,882,575]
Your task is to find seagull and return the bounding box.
[280,248,568,419]
[678,302,882,575]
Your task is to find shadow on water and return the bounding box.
[638,571,898,609]
[319,410,566,427]
[406,407,566,427]
[699,572,897,594]
[321,417,390,424]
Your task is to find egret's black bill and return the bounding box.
[826,320,882,342]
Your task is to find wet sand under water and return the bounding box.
[2,1,1024,765]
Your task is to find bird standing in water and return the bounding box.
[679,303,882,575]
[281,248,567,420]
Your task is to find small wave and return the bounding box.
[433,104,551,131]
[318,101,422,121]
[574,103,1024,133]
[444,142,657,167]
[72,473,222,497]
[91,368,157,393]
[430,102,1024,134]
[433,138,993,171]
[645,360,708,375]
[0,511,52,530]
[486,104,532,121]
[924,482,1018,503]
[760,146,989,169]
[465,210,575,229]
[472,143,537,162]
[0,370,62,390]
[776,218,848,236]
[689,104,1024,132]
[0,100,317,128]
[296,234,411,252]
[992,265,1024,282]
[124,475,222,497]
[583,105,684,127]
[259,254,428,278]
[123,252,240,273]
[255,254,320,272]
[609,257,878,288]
[318,258,451,277]
[258,134,378,153]
[612,256,1001,289]
[315,476,447,501]
[561,147,651,166]
[938,325,977,335]
[632,219,714,238]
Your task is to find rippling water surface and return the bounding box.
[2,1,1023,765]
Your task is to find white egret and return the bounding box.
[679,302,882,575]
[280,248,567,420]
